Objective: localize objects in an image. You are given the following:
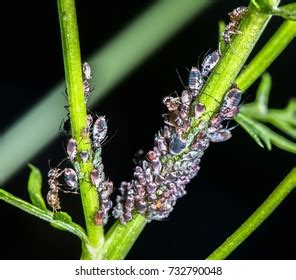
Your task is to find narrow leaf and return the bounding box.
[0,189,89,245]
[235,114,265,148]
[27,164,47,210]
[273,4,296,21]
[255,72,272,114]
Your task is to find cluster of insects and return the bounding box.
[112,7,246,224]
[47,63,113,225]
[222,6,248,45]
[48,6,246,225]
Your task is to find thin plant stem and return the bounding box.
[236,20,296,91]
[103,214,148,260]
[207,168,296,260]
[57,0,103,259]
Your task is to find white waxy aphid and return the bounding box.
[64,168,78,190]
[82,62,92,80]
[91,169,104,190]
[66,138,77,161]
[201,50,221,77]
[188,67,204,97]
[208,129,232,143]
[92,116,108,148]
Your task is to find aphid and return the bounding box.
[91,168,105,190]
[201,50,221,77]
[81,114,94,139]
[82,62,92,80]
[92,147,102,169]
[94,210,104,226]
[229,6,248,23]
[92,116,108,148]
[66,138,77,161]
[188,67,204,97]
[63,168,78,190]
[220,84,242,118]
[82,62,92,101]
[222,6,247,45]
[79,151,89,163]
[208,128,232,142]
[194,103,205,119]
[163,96,180,112]
[222,22,238,44]
[180,90,192,106]
[169,133,187,155]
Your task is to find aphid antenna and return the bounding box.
[48,157,68,170]
[100,128,119,147]
[59,188,80,195]
[175,68,187,90]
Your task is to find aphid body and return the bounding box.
[66,138,77,161]
[188,67,204,97]
[63,168,78,191]
[201,50,221,77]
[92,116,108,148]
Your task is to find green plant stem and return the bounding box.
[195,2,273,124]
[207,168,296,260]
[103,214,148,260]
[236,20,296,91]
[57,0,103,259]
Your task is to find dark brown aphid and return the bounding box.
[94,210,104,225]
[222,6,248,45]
[228,6,248,23]
[163,96,180,112]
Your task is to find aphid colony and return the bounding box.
[48,6,246,225]
[47,62,113,225]
[222,6,247,45]
[113,47,242,223]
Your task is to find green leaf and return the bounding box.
[27,164,47,210]
[255,73,272,114]
[0,189,89,246]
[235,113,271,150]
[235,114,265,148]
[51,211,73,231]
[236,113,296,153]
[273,4,296,20]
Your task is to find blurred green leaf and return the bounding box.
[273,4,296,20]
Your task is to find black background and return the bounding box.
[0,0,295,259]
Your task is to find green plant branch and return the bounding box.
[236,20,296,91]
[207,167,296,260]
[0,189,89,248]
[194,2,274,124]
[57,0,103,259]
[103,214,148,260]
[104,0,278,260]
[236,73,295,153]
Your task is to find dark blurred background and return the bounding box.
[0,0,295,260]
